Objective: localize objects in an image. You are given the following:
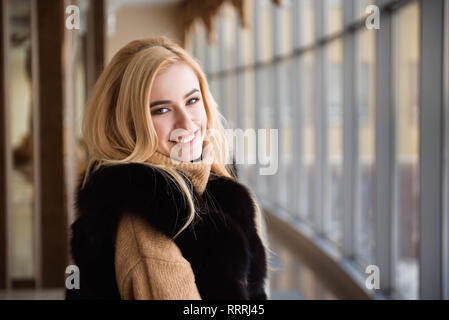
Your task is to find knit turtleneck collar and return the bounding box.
[146,140,214,195]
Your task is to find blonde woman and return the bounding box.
[66,37,271,300]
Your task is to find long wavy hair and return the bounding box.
[81,37,238,239]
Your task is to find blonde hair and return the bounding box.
[81,37,235,240]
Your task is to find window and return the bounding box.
[354,28,376,268]
[324,0,343,36]
[392,1,420,300]
[242,69,256,186]
[189,0,446,300]
[259,64,276,200]
[299,0,315,47]
[239,0,254,66]
[254,0,275,199]
[9,0,34,281]
[273,2,294,211]
[325,39,343,246]
[354,0,375,20]
[276,0,292,56]
[278,58,294,211]
[260,0,273,62]
[299,51,316,223]
[221,2,237,70]
[205,23,220,75]
[192,21,206,70]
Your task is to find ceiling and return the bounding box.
[133,0,183,4]
[107,0,184,17]
[108,0,183,9]
[7,0,186,46]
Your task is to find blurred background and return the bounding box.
[0,0,448,300]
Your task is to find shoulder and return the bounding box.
[73,161,191,240]
[75,161,187,218]
[77,162,178,210]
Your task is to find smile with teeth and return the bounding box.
[170,130,199,144]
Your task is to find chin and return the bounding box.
[169,141,202,162]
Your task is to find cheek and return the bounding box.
[151,118,171,142]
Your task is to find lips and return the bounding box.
[169,129,199,144]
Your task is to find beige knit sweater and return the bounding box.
[115,142,211,300]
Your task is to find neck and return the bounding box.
[146,141,214,195]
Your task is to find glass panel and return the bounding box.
[67,0,89,225]
[242,69,256,186]
[355,28,376,268]
[222,2,237,70]
[299,0,315,47]
[74,0,88,142]
[195,21,207,71]
[260,0,273,62]
[277,0,292,56]
[393,1,420,300]
[324,0,343,36]
[299,51,316,224]
[354,0,376,20]
[8,0,34,281]
[206,21,220,74]
[240,0,254,66]
[259,65,275,199]
[325,39,343,246]
[279,59,293,211]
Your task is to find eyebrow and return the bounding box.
[149,88,199,108]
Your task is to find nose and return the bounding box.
[174,105,197,133]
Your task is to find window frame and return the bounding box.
[444,0,449,301]
[418,0,444,299]
[374,0,395,297]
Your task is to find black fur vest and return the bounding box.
[65,162,268,300]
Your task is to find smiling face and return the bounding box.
[149,62,207,162]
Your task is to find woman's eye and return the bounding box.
[187,97,199,105]
[153,107,168,115]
